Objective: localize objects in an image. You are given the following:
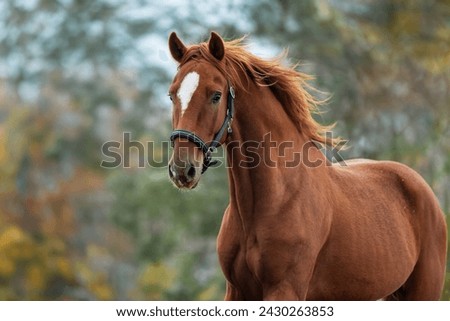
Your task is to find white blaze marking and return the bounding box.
[177,72,200,116]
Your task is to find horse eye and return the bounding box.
[168,93,173,102]
[212,92,222,104]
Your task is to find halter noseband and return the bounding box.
[170,85,235,174]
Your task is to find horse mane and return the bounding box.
[179,37,339,147]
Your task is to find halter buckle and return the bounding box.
[227,119,233,134]
[229,86,235,99]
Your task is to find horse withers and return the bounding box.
[167,31,447,300]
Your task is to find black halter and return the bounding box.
[170,85,235,174]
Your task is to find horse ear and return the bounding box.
[208,32,225,61]
[169,32,187,62]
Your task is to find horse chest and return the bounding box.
[217,222,264,298]
[224,242,264,299]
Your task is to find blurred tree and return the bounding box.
[0,97,116,299]
[0,0,166,137]
[108,162,228,300]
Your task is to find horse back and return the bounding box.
[330,158,446,257]
[332,159,444,218]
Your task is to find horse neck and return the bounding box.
[225,81,329,223]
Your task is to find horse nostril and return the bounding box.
[187,165,196,178]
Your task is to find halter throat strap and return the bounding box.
[170,85,235,174]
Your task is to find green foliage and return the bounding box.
[107,161,228,299]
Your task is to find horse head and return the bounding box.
[167,32,234,189]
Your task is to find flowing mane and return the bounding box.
[178,37,338,146]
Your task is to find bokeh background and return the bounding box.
[0,0,449,300]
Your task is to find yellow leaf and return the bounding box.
[197,283,221,301]
[26,264,46,292]
[55,257,74,280]
[139,262,176,289]
[0,225,29,252]
[0,256,15,278]
[139,262,176,299]
[90,282,114,300]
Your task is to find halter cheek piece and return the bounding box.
[170,85,235,174]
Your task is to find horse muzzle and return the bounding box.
[168,155,202,189]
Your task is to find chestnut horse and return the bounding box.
[167,32,447,300]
